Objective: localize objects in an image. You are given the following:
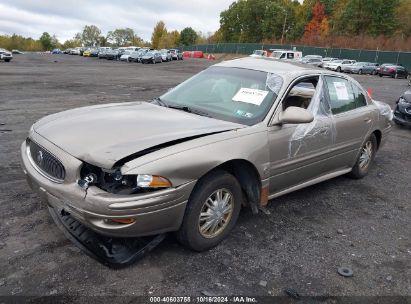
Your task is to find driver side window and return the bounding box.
[282,76,319,111]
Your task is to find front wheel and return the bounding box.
[348,134,377,179]
[336,66,341,73]
[176,170,242,251]
[358,69,362,75]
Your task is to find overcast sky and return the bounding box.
[0,0,235,42]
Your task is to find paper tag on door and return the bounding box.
[333,82,349,100]
[232,88,269,106]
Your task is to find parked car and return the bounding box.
[63,48,72,54]
[120,50,133,62]
[378,64,408,79]
[0,48,13,62]
[169,49,183,60]
[106,49,121,60]
[344,62,379,75]
[83,48,98,57]
[301,55,323,60]
[270,49,303,61]
[300,57,323,67]
[160,49,172,62]
[12,49,24,54]
[141,51,162,64]
[21,57,392,256]
[320,57,338,68]
[341,60,358,73]
[250,50,267,58]
[393,89,411,127]
[70,47,81,55]
[52,48,62,54]
[324,59,356,72]
[98,47,112,59]
[129,49,149,62]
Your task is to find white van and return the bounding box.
[270,49,302,61]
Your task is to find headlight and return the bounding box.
[137,174,172,188]
[79,163,172,194]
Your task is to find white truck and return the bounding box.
[269,49,302,61]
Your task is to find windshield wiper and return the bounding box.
[167,104,211,118]
[151,97,168,107]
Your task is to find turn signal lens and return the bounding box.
[136,174,172,188]
[110,218,136,225]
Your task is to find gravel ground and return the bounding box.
[0,54,410,300]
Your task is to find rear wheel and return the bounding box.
[348,134,377,179]
[358,69,362,75]
[176,170,242,251]
[4,59,10,62]
[337,66,341,72]
[394,73,398,79]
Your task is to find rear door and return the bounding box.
[322,75,372,170]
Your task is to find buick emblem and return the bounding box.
[37,150,44,165]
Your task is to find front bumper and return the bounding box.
[393,104,411,126]
[21,134,195,238]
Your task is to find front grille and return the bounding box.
[27,139,66,183]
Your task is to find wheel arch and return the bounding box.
[196,159,262,214]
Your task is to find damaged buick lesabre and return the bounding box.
[21,57,392,252]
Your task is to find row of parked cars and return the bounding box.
[250,50,409,79]
[0,48,13,62]
[58,46,184,64]
[299,55,409,79]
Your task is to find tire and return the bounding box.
[394,73,398,79]
[358,69,362,75]
[336,66,341,73]
[372,70,377,75]
[4,59,10,62]
[176,170,242,251]
[348,134,377,179]
[379,74,383,77]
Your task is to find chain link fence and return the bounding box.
[180,43,411,70]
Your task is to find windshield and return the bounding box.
[160,67,283,126]
[145,52,153,56]
[271,51,284,59]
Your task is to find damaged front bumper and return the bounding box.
[21,134,196,238]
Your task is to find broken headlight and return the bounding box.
[79,163,171,195]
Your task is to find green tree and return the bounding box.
[179,27,198,46]
[81,25,101,47]
[107,28,136,46]
[335,0,400,36]
[151,21,167,49]
[39,32,52,50]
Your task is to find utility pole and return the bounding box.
[281,11,287,45]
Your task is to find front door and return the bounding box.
[268,75,335,194]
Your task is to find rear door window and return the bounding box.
[324,76,356,114]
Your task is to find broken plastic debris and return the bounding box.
[284,287,300,299]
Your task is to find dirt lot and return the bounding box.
[0,54,410,300]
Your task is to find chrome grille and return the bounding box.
[27,139,66,183]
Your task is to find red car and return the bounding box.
[378,64,408,79]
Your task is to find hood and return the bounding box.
[33,102,243,168]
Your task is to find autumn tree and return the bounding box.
[303,1,328,41]
[151,21,167,49]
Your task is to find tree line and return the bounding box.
[0,23,209,52]
[212,0,411,51]
[1,0,410,52]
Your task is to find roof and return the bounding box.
[214,57,319,75]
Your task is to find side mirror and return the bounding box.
[279,106,314,124]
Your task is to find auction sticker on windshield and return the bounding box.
[232,88,269,106]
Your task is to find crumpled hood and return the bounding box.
[33,102,244,168]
